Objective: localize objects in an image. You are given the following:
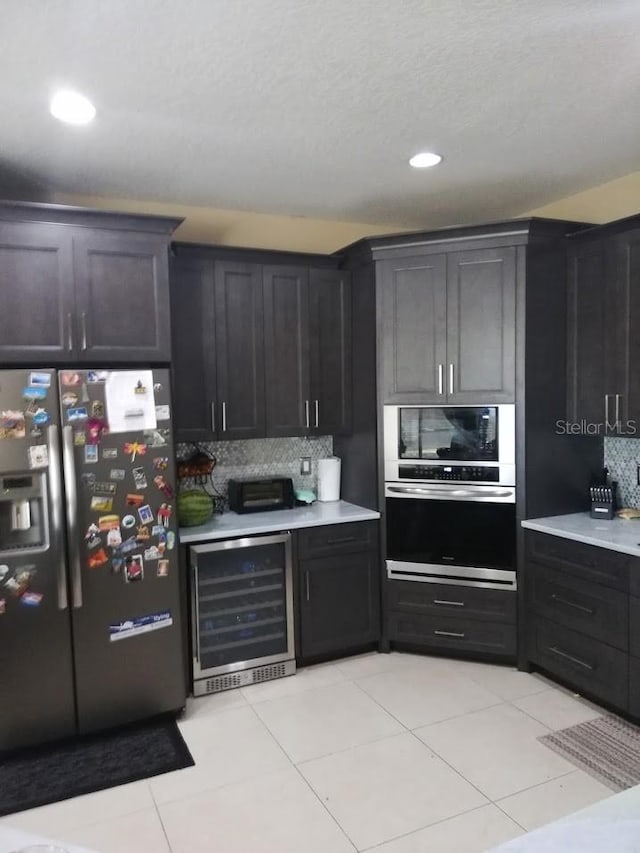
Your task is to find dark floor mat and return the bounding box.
[0,716,194,817]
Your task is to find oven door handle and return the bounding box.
[386,485,515,502]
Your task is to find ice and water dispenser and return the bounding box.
[0,473,48,554]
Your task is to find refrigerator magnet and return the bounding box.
[136,525,150,541]
[91,496,113,512]
[32,408,50,426]
[167,531,175,550]
[132,467,148,489]
[73,430,86,446]
[119,536,138,554]
[87,417,108,444]
[124,555,144,583]
[153,457,169,471]
[91,400,105,419]
[157,503,172,527]
[106,527,122,548]
[110,468,126,480]
[29,372,52,388]
[61,371,82,386]
[138,505,154,524]
[0,411,26,439]
[153,475,173,498]
[93,481,116,496]
[111,558,123,574]
[126,493,144,507]
[124,441,147,461]
[157,560,169,578]
[103,448,118,459]
[0,598,5,614]
[81,473,96,488]
[87,370,108,383]
[155,404,170,421]
[122,515,136,529]
[23,386,47,401]
[84,445,99,464]
[143,429,168,447]
[98,514,120,531]
[67,407,88,421]
[151,524,165,537]
[20,591,43,606]
[61,392,78,407]
[88,548,109,569]
[144,545,161,561]
[28,445,48,469]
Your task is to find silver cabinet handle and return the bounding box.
[47,424,68,611]
[305,400,310,429]
[305,571,310,601]
[605,394,610,428]
[433,599,465,607]
[81,312,87,351]
[314,399,319,429]
[449,363,454,395]
[615,394,621,427]
[210,402,216,433]
[550,593,594,616]
[67,313,73,351]
[62,425,82,609]
[438,364,444,395]
[222,401,227,432]
[434,629,465,639]
[549,645,594,671]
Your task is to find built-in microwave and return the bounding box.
[384,404,515,487]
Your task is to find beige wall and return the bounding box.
[524,170,640,224]
[52,192,409,254]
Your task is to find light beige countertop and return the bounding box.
[521,512,640,558]
[179,500,380,544]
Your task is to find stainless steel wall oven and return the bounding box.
[384,405,517,590]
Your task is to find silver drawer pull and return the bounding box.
[327,536,357,546]
[434,629,465,639]
[550,593,594,616]
[433,599,465,607]
[549,645,594,671]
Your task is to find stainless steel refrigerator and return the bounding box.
[0,368,185,751]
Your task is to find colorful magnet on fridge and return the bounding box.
[143,429,168,448]
[98,515,120,531]
[93,481,116,496]
[153,383,163,392]
[0,410,26,439]
[21,591,43,606]
[84,445,99,464]
[111,558,123,574]
[23,386,47,401]
[110,468,126,480]
[118,536,138,554]
[132,467,148,489]
[87,417,108,444]
[144,545,161,561]
[88,548,109,569]
[90,496,113,512]
[138,505,154,524]
[62,392,79,407]
[157,503,172,527]
[103,448,118,459]
[81,473,96,488]
[153,475,174,498]
[86,371,108,384]
[133,380,148,395]
[106,527,122,548]
[124,555,144,582]
[167,531,175,550]
[61,371,82,386]
[136,525,150,541]
[29,372,51,388]
[28,445,48,469]
[91,400,105,419]
[68,407,88,422]
[74,430,86,447]
[126,493,144,507]
[32,408,50,426]
[124,442,147,462]
[157,560,169,577]
[153,457,169,471]
[122,515,136,529]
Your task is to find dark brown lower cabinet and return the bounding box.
[629,657,640,717]
[296,522,380,662]
[387,580,516,659]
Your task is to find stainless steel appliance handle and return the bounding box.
[314,399,319,429]
[210,402,216,433]
[438,364,444,395]
[222,401,227,432]
[434,629,465,639]
[305,400,310,429]
[387,485,514,500]
[433,599,464,607]
[305,571,310,602]
[62,425,83,608]
[191,563,200,662]
[47,425,68,610]
[67,313,73,352]
[449,363,454,395]
[81,312,87,351]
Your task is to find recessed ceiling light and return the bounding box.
[409,151,442,168]
[50,90,96,125]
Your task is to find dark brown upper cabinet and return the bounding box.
[380,247,516,404]
[0,203,180,365]
[567,218,640,436]
[169,254,265,442]
[263,265,352,437]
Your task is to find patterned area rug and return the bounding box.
[539,714,640,792]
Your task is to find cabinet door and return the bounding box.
[309,269,352,435]
[169,253,217,441]
[446,247,516,403]
[263,266,310,437]
[72,230,172,362]
[380,255,447,403]
[214,262,266,440]
[566,239,610,428]
[298,551,380,660]
[613,229,640,433]
[0,222,75,363]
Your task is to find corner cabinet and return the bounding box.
[380,246,516,404]
[296,521,380,663]
[0,204,180,364]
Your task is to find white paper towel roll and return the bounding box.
[317,457,341,502]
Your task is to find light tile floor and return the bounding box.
[1,652,615,852]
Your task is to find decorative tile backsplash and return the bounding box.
[604,437,640,507]
[176,435,333,507]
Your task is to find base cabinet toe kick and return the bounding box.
[523,529,640,718]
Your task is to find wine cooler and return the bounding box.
[189,532,296,696]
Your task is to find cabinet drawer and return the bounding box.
[528,617,628,710]
[387,580,516,624]
[630,597,640,658]
[627,565,640,598]
[528,564,628,650]
[388,611,516,657]
[297,521,377,559]
[526,531,629,592]
[629,656,640,718]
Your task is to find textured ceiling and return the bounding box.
[2,0,640,227]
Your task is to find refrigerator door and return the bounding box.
[59,368,186,734]
[0,368,76,751]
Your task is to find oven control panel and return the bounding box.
[398,464,500,482]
